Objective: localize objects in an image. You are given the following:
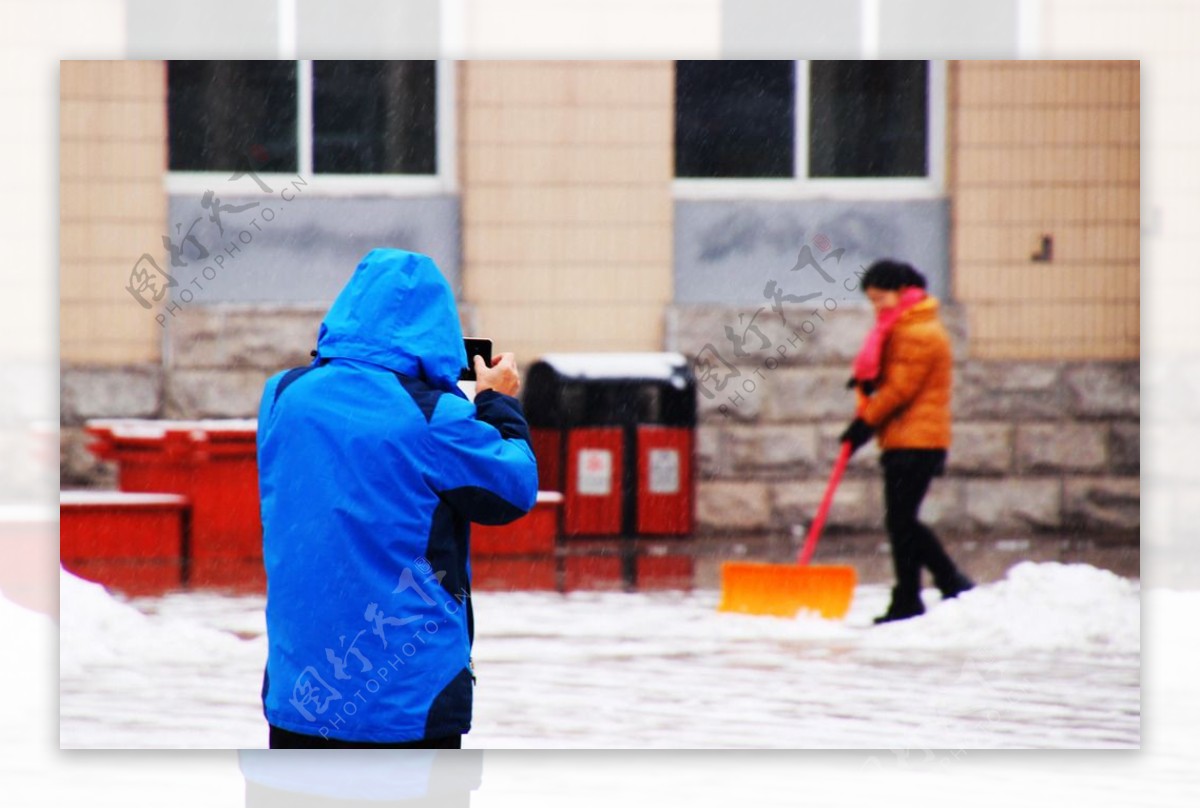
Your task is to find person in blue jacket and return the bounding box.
[257,248,538,748]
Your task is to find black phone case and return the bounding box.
[460,338,493,381]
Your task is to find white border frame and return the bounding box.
[861,0,881,59]
[277,0,297,59]
[673,59,946,201]
[165,60,457,198]
[1017,0,1042,58]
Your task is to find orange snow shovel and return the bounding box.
[717,441,857,619]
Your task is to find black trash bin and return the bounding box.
[522,353,696,540]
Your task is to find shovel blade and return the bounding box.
[718,561,857,620]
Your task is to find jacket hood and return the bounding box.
[316,249,467,394]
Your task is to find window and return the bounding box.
[168,61,298,173]
[167,60,446,188]
[674,60,940,193]
[675,61,794,179]
[808,61,927,178]
[312,61,436,175]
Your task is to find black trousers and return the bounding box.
[881,449,961,601]
[269,724,462,749]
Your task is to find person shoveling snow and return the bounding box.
[840,260,975,624]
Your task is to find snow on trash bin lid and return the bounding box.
[535,353,690,383]
[85,418,258,440]
[60,491,188,508]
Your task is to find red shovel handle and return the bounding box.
[797,441,853,566]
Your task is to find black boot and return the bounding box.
[940,572,975,600]
[873,589,925,625]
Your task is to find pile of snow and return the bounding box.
[59,569,266,748]
[863,561,1140,653]
[3,585,245,802]
[59,570,254,681]
[124,589,267,640]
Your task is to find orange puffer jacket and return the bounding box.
[858,297,953,450]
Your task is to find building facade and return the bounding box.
[60,59,1139,542]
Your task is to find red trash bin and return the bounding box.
[59,491,190,595]
[472,491,562,555]
[635,425,694,535]
[563,428,624,536]
[85,419,260,564]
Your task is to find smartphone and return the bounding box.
[459,337,493,381]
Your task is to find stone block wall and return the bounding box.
[63,302,1140,540]
[162,305,325,418]
[667,303,1139,539]
[60,303,479,487]
[60,363,163,488]
[60,306,323,488]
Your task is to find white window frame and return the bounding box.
[673,59,945,201]
[165,59,457,198]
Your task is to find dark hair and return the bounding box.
[860,259,927,291]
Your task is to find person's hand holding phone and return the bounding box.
[475,352,520,397]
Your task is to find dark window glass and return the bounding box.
[167,61,297,173]
[313,60,437,174]
[808,60,928,178]
[675,61,794,178]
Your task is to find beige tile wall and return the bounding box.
[60,60,167,364]
[459,61,674,362]
[1035,0,1197,358]
[949,60,1140,359]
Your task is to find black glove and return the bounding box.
[839,417,874,453]
[846,376,876,395]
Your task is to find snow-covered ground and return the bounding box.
[12,560,1195,804]
[59,561,1139,750]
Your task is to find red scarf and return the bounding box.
[852,287,927,384]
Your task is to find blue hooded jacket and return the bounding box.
[257,248,538,743]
